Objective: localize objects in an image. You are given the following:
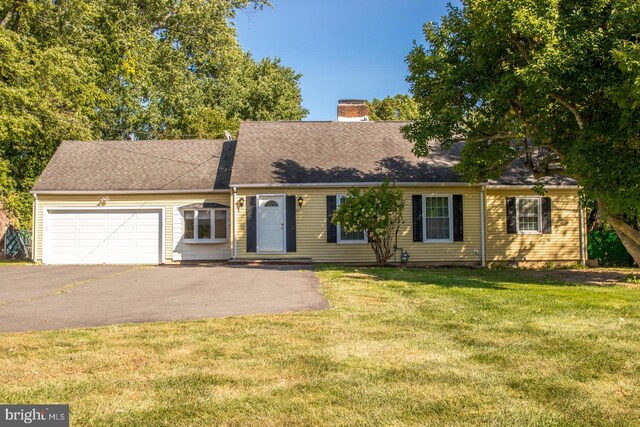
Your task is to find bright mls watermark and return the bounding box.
[0,405,68,426]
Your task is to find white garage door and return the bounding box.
[44,209,162,265]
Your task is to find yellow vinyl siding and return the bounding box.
[234,186,484,264]
[34,187,582,265]
[485,188,581,263]
[33,193,231,262]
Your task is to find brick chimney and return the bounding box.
[337,99,369,122]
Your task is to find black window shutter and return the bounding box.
[453,194,464,242]
[412,195,423,242]
[286,195,297,252]
[246,196,257,252]
[506,197,517,234]
[541,197,552,234]
[326,195,337,243]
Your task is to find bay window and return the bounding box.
[184,209,228,242]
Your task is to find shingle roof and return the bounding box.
[33,139,236,192]
[33,123,577,192]
[490,159,577,186]
[231,121,462,185]
[230,121,576,186]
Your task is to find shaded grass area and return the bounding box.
[1,267,639,425]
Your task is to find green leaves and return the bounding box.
[332,182,405,266]
[367,95,418,121]
[0,0,306,227]
[405,0,640,239]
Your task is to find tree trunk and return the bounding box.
[618,232,640,267]
[597,198,640,266]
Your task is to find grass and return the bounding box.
[0,259,33,266]
[1,267,639,426]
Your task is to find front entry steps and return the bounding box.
[229,258,312,266]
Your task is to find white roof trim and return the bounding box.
[485,185,579,190]
[31,189,230,195]
[232,182,482,188]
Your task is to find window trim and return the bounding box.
[422,194,454,243]
[515,196,542,235]
[183,208,229,244]
[336,195,368,244]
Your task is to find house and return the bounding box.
[31,100,586,266]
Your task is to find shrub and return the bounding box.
[588,231,634,267]
[332,182,404,266]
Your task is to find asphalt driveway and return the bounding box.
[0,264,328,332]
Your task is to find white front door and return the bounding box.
[257,195,285,253]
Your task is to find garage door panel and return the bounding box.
[79,254,105,264]
[107,216,134,226]
[106,240,136,249]
[45,209,161,265]
[52,247,80,254]
[105,253,134,264]
[106,226,135,234]
[52,222,76,228]
[77,239,106,248]
[47,234,76,243]
[136,225,158,233]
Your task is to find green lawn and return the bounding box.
[0,259,33,266]
[1,267,639,426]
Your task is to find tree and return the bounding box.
[332,182,404,266]
[367,94,418,121]
[0,0,307,227]
[404,0,640,265]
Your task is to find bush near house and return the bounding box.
[589,231,635,267]
[332,182,404,266]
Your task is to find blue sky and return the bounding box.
[234,1,451,121]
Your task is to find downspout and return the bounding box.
[32,193,38,262]
[232,186,238,259]
[480,186,486,267]
[579,201,585,266]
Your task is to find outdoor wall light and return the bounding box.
[236,197,245,209]
[297,196,304,209]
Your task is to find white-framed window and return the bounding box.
[423,195,453,242]
[184,209,228,242]
[336,195,368,244]
[516,197,541,234]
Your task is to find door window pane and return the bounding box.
[214,210,227,239]
[197,210,211,239]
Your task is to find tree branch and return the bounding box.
[152,10,176,32]
[509,34,586,131]
[0,0,24,28]
[550,93,585,130]
[464,133,521,143]
[510,34,530,62]
[0,10,12,27]
[597,198,640,246]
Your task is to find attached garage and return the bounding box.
[43,209,163,265]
